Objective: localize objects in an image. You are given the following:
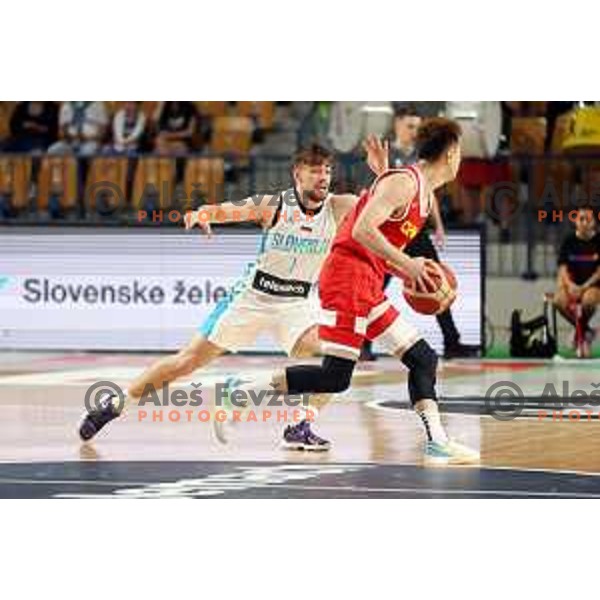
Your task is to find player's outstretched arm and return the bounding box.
[184,194,277,236]
[351,173,433,288]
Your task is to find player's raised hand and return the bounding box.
[363,135,389,176]
[184,209,213,238]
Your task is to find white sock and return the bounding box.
[416,408,448,443]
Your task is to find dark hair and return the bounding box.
[394,105,421,120]
[293,144,334,168]
[416,117,462,162]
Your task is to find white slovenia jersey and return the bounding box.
[245,188,337,300]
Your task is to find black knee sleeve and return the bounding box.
[286,355,355,395]
[401,339,438,405]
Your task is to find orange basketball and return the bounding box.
[402,260,458,315]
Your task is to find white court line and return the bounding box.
[50,484,600,499]
[365,399,600,423]
[0,367,273,387]
[0,367,139,386]
[481,464,600,479]
[365,400,485,419]
[1,477,600,498]
[0,366,386,387]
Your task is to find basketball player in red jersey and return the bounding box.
[272,118,479,465]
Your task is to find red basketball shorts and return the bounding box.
[318,251,421,359]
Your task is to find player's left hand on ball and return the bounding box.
[363,135,389,176]
[406,257,435,290]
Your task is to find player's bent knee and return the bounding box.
[401,339,438,405]
[402,339,438,372]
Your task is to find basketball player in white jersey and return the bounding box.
[79,143,385,448]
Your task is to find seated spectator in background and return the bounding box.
[154,101,197,154]
[49,101,108,156]
[7,101,58,152]
[389,106,420,167]
[111,101,146,154]
[554,207,600,357]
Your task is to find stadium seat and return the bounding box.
[0,102,17,143]
[576,159,600,202]
[550,112,574,153]
[183,157,225,208]
[237,102,275,130]
[85,157,129,214]
[0,156,32,212]
[507,118,548,211]
[540,159,574,211]
[522,114,574,211]
[210,116,254,156]
[37,156,78,214]
[562,107,600,153]
[132,157,176,211]
[107,101,159,120]
[195,102,229,118]
[510,117,547,156]
[505,101,548,117]
[142,101,160,120]
[105,101,119,117]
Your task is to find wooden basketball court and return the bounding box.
[2,351,600,497]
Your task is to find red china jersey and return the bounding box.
[329,165,430,277]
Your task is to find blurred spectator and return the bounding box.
[298,102,332,149]
[393,101,444,118]
[361,101,393,139]
[7,101,58,153]
[328,102,364,191]
[49,101,108,156]
[328,101,363,153]
[389,106,420,167]
[111,101,146,154]
[154,101,197,154]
